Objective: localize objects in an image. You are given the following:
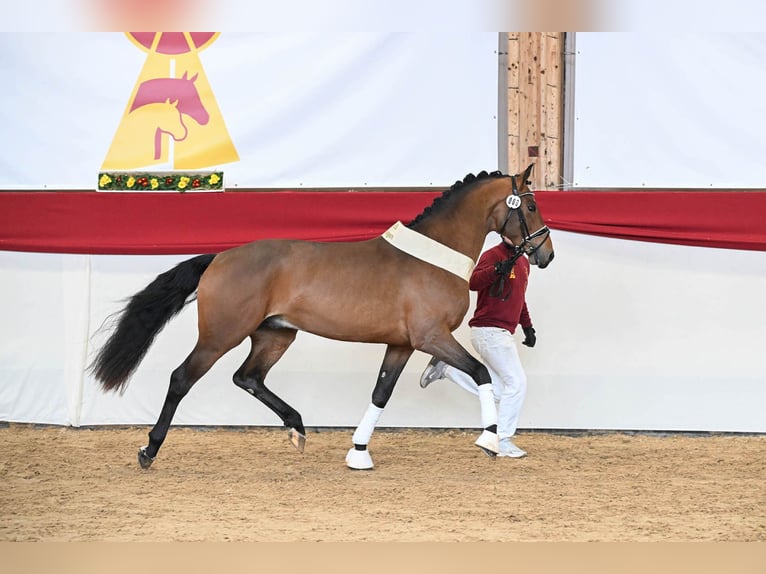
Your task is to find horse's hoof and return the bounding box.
[288,428,306,453]
[345,447,374,470]
[476,445,498,459]
[137,446,155,470]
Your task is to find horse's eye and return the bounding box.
[528,203,537,212]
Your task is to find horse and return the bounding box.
[90,165,555,470]
[102,99,189,169]
[131,72,209,127]
[149,99,189,160]
[102,72,208,170]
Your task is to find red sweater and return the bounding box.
[468,241,532,334]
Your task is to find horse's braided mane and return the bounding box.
[407,169,506,227]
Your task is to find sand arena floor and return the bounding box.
[1,424,765,541]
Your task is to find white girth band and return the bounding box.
[381,221,475,282]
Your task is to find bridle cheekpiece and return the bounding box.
[500,173,550,259]
[489,174,551,299]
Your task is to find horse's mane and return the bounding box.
[407,170,506,227]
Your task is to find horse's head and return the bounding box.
[131,73,210,126]
[494,164,555,268]
[175,72,209,125]
[156,98,188,141]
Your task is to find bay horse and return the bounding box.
[90,166,554,470]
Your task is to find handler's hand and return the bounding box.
[522,326,536,348]
[494,259,514,276]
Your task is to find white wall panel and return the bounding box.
[3,230,765,432]
[572,33,766,188]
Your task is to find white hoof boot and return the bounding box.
[345,447,374,470]
[474,430,499,459]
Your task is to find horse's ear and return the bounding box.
[181,71,188,80]
[189,73,198,83]
[523,163,535,180]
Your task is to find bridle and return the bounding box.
[500,173,550,256]
[490,174,551,299]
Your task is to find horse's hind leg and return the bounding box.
[346,344,414,470]
[140,345,223,469]
[232,327,307,452]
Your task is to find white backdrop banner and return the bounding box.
[572,32,766,188]
[0,32,498,189]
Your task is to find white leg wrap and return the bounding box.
[478,384,498,429]
[351,403,384,446]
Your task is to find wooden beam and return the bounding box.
[507,33,521,177]
[504,32,565,188]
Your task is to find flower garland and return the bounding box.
[98,171,224,192]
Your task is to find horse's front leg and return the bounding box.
[420,335,499,458]
[346,344,414,470]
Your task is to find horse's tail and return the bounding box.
[90,253,217,393]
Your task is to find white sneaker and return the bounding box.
[419,357,448,389]
[497,437,527,458]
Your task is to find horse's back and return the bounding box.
[195,235,469,346]
[208,236,386,284]
[204,236,422,305]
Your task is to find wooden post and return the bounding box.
[503,32,564,189]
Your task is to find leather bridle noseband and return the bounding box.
[490,174,551,299]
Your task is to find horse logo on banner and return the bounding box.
[102,32,239,171]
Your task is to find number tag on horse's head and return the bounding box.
[506,195,522,210]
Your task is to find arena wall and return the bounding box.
[2,227,765,432]
[1,32,765,432]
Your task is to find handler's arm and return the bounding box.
[469,250,503,291]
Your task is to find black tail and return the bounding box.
[90,253,216,393]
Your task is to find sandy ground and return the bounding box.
[1,424,765,542]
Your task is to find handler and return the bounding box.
[419,235,536,458]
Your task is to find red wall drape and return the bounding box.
[541,191,766,252]
[1,190,765,254]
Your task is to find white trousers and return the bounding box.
[443,326,527,439]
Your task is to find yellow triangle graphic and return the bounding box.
[102,32,238,171]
